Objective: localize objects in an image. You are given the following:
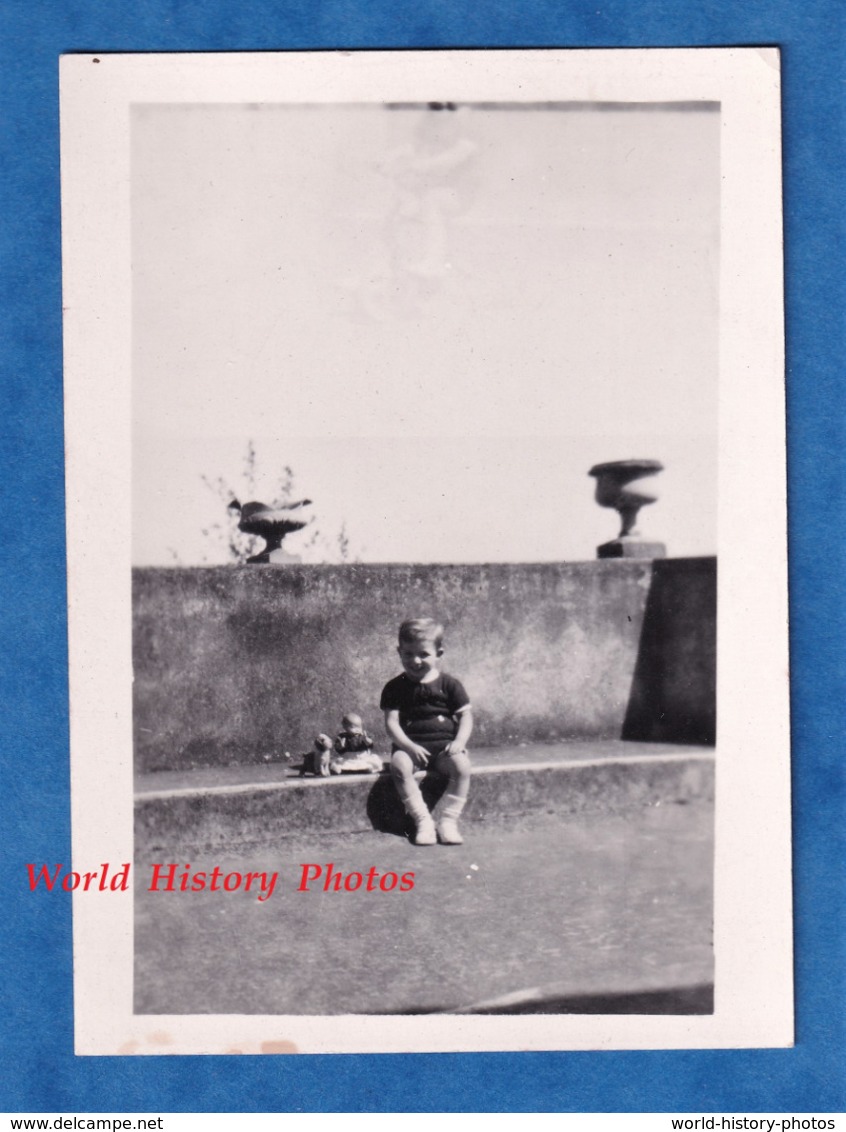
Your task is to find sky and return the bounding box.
[131,101,719,564]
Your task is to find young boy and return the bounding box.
[380,618,473,846]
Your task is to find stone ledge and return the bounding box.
[135,740,714,853]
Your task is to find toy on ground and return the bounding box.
[298,733,334,777]
[329,712,383,775]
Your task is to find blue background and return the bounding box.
[1,0,843,1114]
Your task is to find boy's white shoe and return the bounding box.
[413,817,437,846]
[436,816,463,845]
[436,793,467,845]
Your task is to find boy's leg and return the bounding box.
[432,748,471,845]
[390,750,436,846]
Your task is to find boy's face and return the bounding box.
[398,638,443,682]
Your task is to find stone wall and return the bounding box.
[133,558,716,773]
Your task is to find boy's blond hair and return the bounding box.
[398,617,444,651]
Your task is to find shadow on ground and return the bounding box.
[412,983,713,1015]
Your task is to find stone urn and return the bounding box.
[588,460,666,559]
[229,498,313,564]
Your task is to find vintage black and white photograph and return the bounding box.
[60,49,791,1054]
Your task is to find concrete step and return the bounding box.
[136,740,714,854]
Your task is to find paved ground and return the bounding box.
[134,799,713,1015]
[136,739,707,795]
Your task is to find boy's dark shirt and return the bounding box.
[379,672,470,751]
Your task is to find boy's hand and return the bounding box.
[408,744,431,768]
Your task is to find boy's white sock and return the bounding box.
[396,776,436,845]
[437,793,466,845]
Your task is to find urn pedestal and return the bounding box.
[248,547,303,565]
[588,459,666,560]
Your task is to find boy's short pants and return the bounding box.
[393,741,470,775]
